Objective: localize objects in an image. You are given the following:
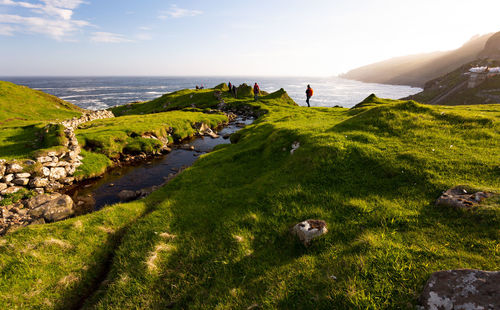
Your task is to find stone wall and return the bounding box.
[0,110,114,233]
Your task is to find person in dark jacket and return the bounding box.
[228,82,232,92]
[306,85,313,107]
[253,82,260,101]
[232,85,237,98]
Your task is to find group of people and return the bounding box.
[195,85,205,90]
[209,82,315,106]
[227,82,314,107]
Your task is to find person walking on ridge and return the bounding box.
[253,82,260,101]
[306,84,313,107]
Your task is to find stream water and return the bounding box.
[66,116,254,213]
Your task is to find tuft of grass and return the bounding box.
[74,150,113,181]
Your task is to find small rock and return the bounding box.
[1,186,21,195]
[290,141,300,154]
[6,163,23,174]
[34,188,45,195]
[13,178,29,186]
[42,167,51,177]
[36,156,52,164]
[118,190,137,202]
[49,167,67,180]
[223,134,231,139]
[0,183,7,191]
[2,174,14,183]
[24,160,36,166]
[419,269,500,310]
[291,219,328,246]
[15,173,31,179]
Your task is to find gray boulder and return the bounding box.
[419,269,500,310]
[118,190,138,202]
[436,186,494,210]
[27,193,74,222]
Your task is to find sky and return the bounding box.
[0,0,499,76]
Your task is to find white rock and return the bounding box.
[3,174,14,183]
[290,141,300,154]
[15,173,31,179]
[291,219,328,246]
[0,183,7,191]
[49,167,67,180]
[6,163,23,174]
[37,156,52,163]
[29,177,49,188]
[42,167,51,177]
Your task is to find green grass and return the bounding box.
[0,90,499,309]
[0,81,83,160]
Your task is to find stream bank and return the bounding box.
[65,116,254,213]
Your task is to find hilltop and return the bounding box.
[341,32,496,87]
[0,85,498,309]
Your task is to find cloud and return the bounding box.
[90,31,133,43]
[0,0,89,39]
[0,24,14,35]
[158,5,202,20]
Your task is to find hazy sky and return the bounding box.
[0,0,499,76]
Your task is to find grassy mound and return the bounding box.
[0,92,498,309]
[0,81,83,160]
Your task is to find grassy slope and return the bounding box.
[0,91,499,309]
[0,81,83,160]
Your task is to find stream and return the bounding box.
[65,116,254,213]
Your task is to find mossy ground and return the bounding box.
[0,87,499,309]
[0,81,82,160]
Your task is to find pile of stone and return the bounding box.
[0,193,74,235]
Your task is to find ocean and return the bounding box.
[1,76,421,110]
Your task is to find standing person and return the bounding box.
[232,85,237,98]
[228,82,232,92]
[306,84,313,107]
[253,82,260,101]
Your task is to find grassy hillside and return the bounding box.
[408,59,500,105]
[341,32,494,87]
[0,90,498,309]
[0,81,82,125]
[0,81,83,160]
